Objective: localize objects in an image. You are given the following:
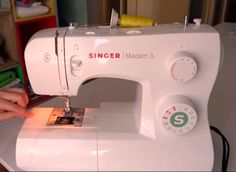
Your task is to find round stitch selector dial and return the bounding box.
[167,51,198,82]
[160,96,197,134]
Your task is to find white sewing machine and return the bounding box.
[15,23,221,171]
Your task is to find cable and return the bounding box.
[210,125,230,172]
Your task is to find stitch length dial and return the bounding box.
[167,51,198,82]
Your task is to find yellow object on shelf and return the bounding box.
[120,15,154,28]
[110,8,155,28]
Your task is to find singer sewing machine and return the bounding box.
[15,23,221,171]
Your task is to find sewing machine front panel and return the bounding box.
[25,25,220,98]
[24,28,70,95]
[63,26,220,99]
[20,24,221,171]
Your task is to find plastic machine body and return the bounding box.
[16,24,221,171]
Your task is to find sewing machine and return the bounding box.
[16,23,221,171]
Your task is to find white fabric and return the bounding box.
[16,5,49,18]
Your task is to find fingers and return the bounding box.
[0,88,29,107]
[0,99,29,122]
[4,88,29,105]
[0,88,31,122]
[0,98,27,115]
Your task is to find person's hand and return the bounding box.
[0,88,30,122]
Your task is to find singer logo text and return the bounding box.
[89,53,121,59]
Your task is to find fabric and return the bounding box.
[16,5,49,18]
[0,71,16,88]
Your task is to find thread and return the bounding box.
[120,15,154,28]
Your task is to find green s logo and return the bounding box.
[170,112,188,127]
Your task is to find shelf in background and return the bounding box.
[14,13,55,23]
[0,8,10,12]
[10,0,57,23]
[0,59,19,72]
[0,0,10,12]
[0,11,20,67]
[1,0,58,106]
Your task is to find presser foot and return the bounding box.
[46,108,85,127]
[64,110,73,117]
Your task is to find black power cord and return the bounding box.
[210,126,230,172]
